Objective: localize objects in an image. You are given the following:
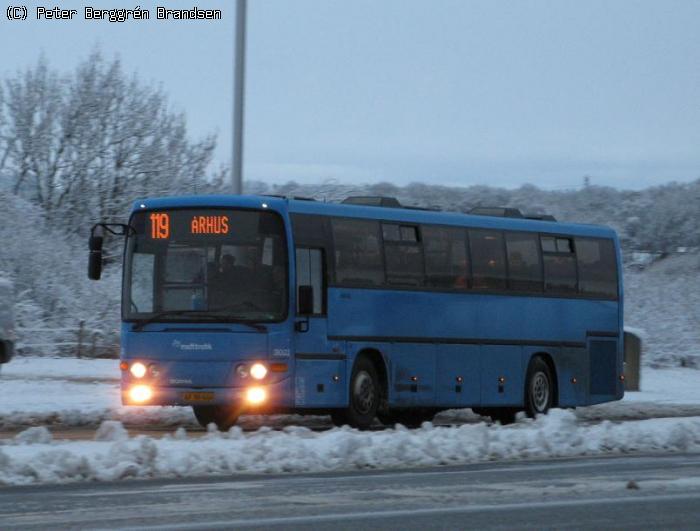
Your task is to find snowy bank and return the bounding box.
[1,411,700,486]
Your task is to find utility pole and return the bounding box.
[232,0,247,194]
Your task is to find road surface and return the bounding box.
[1,453,699,530]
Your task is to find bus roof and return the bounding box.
[132,194,617,239]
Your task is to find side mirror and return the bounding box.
[88,233,104,280]
[298,285,314,315]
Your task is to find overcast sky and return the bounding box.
[1,0,699,189]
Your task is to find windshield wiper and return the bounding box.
[132,310,267,333]
[203,311,268,332]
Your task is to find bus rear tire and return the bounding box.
[524,356,554,418]
[338,357,380,430]
[192,405,239,431]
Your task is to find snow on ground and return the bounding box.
[0,357,699,429]
[2,357,118,382]
[1,411,700,486]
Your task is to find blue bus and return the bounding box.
[88,194,623,429]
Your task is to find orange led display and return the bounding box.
[150,213,170,239]
[191,215,229,235]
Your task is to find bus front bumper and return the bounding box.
[121,377,292,408]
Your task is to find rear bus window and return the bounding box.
[576,238,618,299]
[541,235,577,294]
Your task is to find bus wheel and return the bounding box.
[342,357,380,430]
[525,356,554,417]
[192,405,239,431]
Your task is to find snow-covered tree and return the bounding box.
[0,53,216,233]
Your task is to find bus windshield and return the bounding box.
[124,208,288,323]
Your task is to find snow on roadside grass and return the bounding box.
[1,411,700,486]
[1,357,119,382]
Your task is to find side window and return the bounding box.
[576,238,618,299]
[331,218,385,286]
[541,236,557,253]
[296,248,324,314]
[382,223,424,287]
[291,214,334,282]
[506,232,543,292]
[469,230,507,290]
[542,236,577,294]
[423,225,469,289]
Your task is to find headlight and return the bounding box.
[246,387,267,405]
[129,385,152,403]
[130,362,147,379]
[250,363,268,380]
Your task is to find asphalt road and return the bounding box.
[2,453,700,530]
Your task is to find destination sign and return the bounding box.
[141,210,232,240]
[130,208,281,243]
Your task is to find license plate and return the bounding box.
[182,392,214,402]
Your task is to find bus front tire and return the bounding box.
[524,356,554,418]
[192,405,239,431]
[334,357,380,430]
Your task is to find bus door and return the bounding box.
[293,247,347,407]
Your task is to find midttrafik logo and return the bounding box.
[171,340,213,351]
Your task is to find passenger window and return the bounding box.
[541,237,556,253]
[506,232,543,292]
[332,218,385,286]
[400,226,419,242]
[543,254,577,293]
[383,224,419,243]
[382,224,401,242]
[383,224,424,287]
[291,214,334,283]
[541,234,577,294]
[469,230,506,290]
[296,248,324,314]
[556,238,573,253]
[576,238,618,299]
[423,226,469,289]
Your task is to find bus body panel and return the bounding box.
[294,358,347,407]
[326,289,618,345]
